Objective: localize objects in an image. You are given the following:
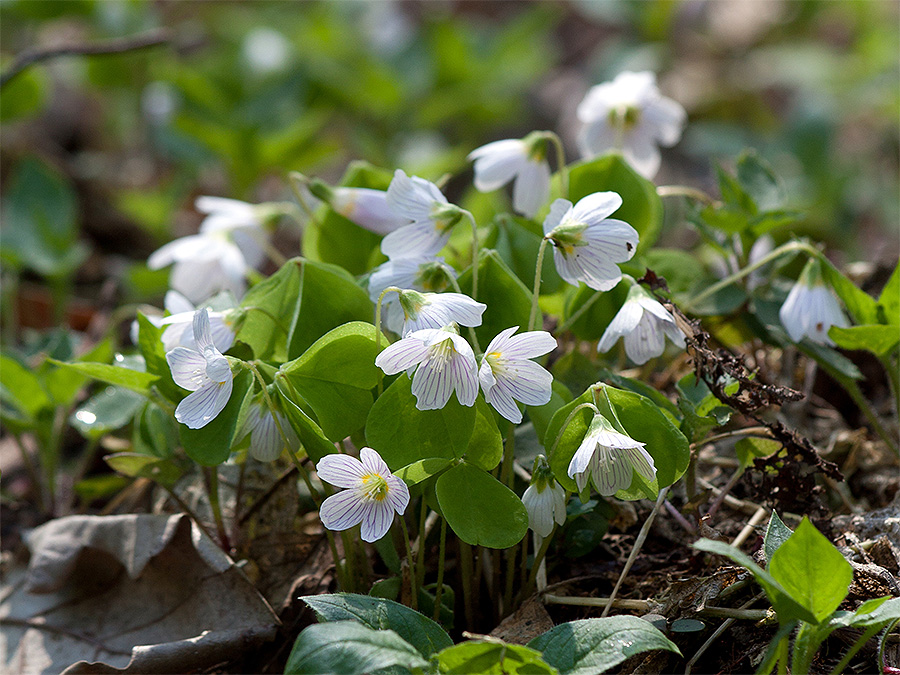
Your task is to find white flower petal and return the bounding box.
[317,453,367,489]
[598,298,643,353]
[623,130,662,179]
[542,199,573,236]
[551,483,568,526]
[250,410,284,462]
[469,139,527,192]
[571,192,624,225]
[166,347,209,391]
[522,484,554,537]
[386,169,446,222]
[385,475,411,514]
[375,337,431,375]
[485,383,523,423]
[175,379,233,429]
[319,490,367,532]
[360,447,392,476]
[624,314,666,365]
[360,499,395,542]
[644,96,686,146]
[512,159,551,219]
[381,220,449,259]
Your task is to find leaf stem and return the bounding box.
[434,516,448,623]
[529,238,550,332]
[556,289,602,335]
[462,210,480,302]
[400,516,419,611]
[546,131,568,199]
[686,240,818,311]
[656,185,718,207]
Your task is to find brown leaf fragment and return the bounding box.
[489,596,555,645]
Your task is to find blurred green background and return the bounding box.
[1,0,897,318]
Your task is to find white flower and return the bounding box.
[242,398,300,462]
[522,455,567,537]
[375,325,478,410]
[597,285,685,365]
[577,71,686,179]
[479,327,556,423]
[567,413,656,496]
[330,187,409,235]
[397,290,486,336]
[165,309,235,429]
[779,258,848,346]
[468,133,552,218]
[317,447,410,543]
[543,192,638,291]
[148,196,271,304]
[156,291,238,353]
[381,170,463,259]
[368,256,456,334]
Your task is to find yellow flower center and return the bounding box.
[361,473,390,502]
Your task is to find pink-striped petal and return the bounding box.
[317,453,367,489]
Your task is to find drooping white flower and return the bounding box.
[331,186,409,235]
[597,284,685,365]
[375,325,478,410]
[522,455,567,537]
[396,290,486,336]
[381,170,463,259]
[242,397,300,462]
[577,70,686,179]
[779,258,848,346]
[165,309,235,429]
[479,327,556,423]
[567,413,656,496]
[316,447,410,543]
[368,256,457,334]
[468,133,552,219]
[543,192,638,291]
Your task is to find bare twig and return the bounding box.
[731,505,769,548]
[542,594,653,611]
[1,29,171,88]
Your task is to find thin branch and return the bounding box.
[1,29,171,88]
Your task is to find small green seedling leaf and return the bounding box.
[283,620,428,675]
[768,517,853,624]
[763,511,793,564]
[693,538,817,625]
[437,639,558,674]
[735,437,781,470]
[528,616,681,675]
[436,462,528,548]
[300,593,452,658]
[828,325,899,356]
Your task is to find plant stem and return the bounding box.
[12,433,44,512]
[459,540,475,629]
[549,403,600,458]
[542,594,651,611]
[434,517,447,623]
[656,185,718,206]
[687,240,817,311]
[547,131,568,199]
[400,516,418,610]
[528,238,550,331]
[600,486,668,618]
[463,210,480,302]
[500,421,516,488]
[556,289,602,335]
[522,530,554,596]
[287,172,324,229]
[416,498,428,590]
[503,541,517,617]
[205,466,230,550]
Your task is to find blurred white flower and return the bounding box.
[542,192,638,291]
[522,455,567,537]
[479,327,556,423]
[375,325,478,410]
[148,196,272,304]
[779,258,848,346]
[368,255,456,334]
[243,399,299,462]
[152,291,238,353]
[468,133,552,219]
[567,413,656,496]
[381,170,463,259]
[165,309,234,429]
[317,447,410,543]
[397,290,486,336]
[242,27,291,74]
[577,71,686,179]
[597,285,685,365]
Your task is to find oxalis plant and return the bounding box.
[21,68,897,673]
